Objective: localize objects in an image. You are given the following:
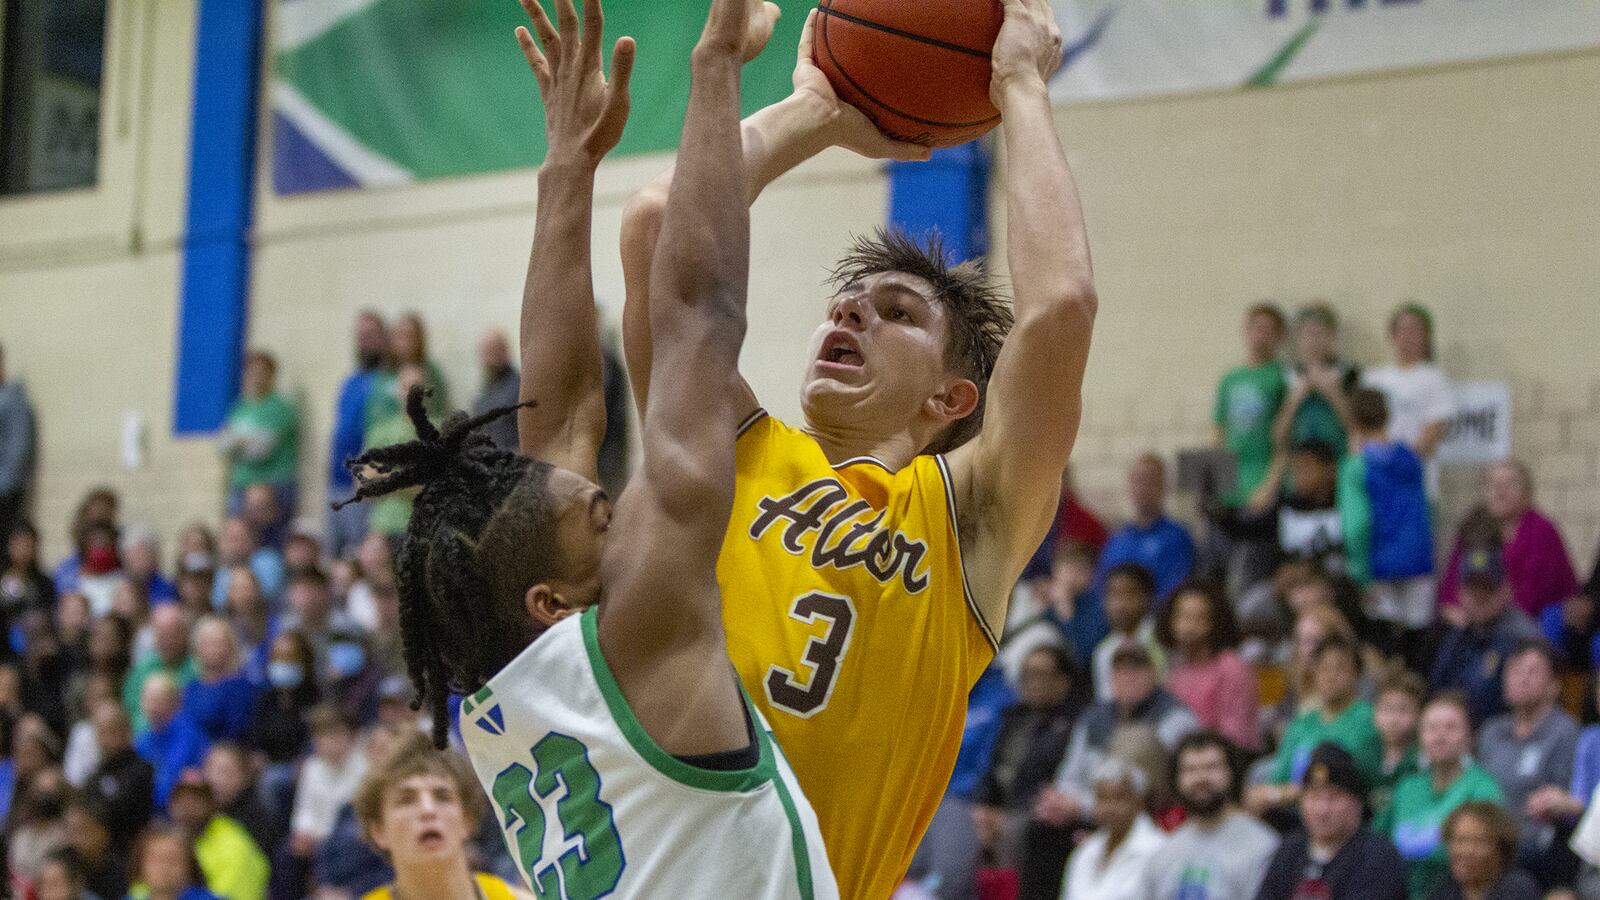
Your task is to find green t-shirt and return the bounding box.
[225,393,298,488]
[363,360,450,438]
[365,413,418,536]
[1213,361,1287,506]
[1370,744,1421,821]
[1378,764,1505,900]
[1338,452,1373,585]
[1271,699,1384,786]
[1288,362,1358,459]
[122,653,199,734]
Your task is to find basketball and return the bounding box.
[812,0,1005,149]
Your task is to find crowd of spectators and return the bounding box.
[1,299,1597,900]
[907,301,1600,900]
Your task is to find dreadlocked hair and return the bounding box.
[829,227,1014,454]
[337,385,562,747]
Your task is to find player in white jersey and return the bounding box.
[338,0,836,897]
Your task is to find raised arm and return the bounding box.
[619,8,929,414]
[511,0,635,476]
[595,0,757,755]
[944,0,1094,620]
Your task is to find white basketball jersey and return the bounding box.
[461,607,838,900]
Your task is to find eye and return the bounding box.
[888,306,910,322]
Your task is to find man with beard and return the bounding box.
[1254,742,1407,900]
[1140,730,1279,900]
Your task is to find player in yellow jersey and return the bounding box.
[616,0,1092,894]
[354,731,529,900]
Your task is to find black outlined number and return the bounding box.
[764,592,857,718]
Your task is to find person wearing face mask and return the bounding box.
[248,631,320,831]
[50,489,118,597]
[324,629,382,729]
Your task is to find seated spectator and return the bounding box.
[1379,691,1506,899]
[34,848,96,900]
[1264,601,1360,744]
[175,524,217,577]
[248,631,320,829]
[81,704,154,855]
[1160,579,1260,751]
[175,570,214,622]
[168,774,269,900]
[135,673,210,810]
[1021,463,1110,582]
[1212,302,1288,510]
[324,628,384,727]
[1540,592,1600,674]
[7,712,65,819]
[241,484,287,552]
[121,527,178,606]
[222,567,273,685]
[1428,802,1542,900]
[73,522,123,618]
[1441,462,1580,620]
[211,519,285,613]
[3,521,55,625]
[219,350,299,538]
[1138,731,1280,899]
[1091,563,1165,703]
[1477,641,1580,887]
[8,765,71,891]
[1095,454,1196,604]
[353,730,526,900]
[1345,388,1435,657]
[281,526,322,579]
[18,607,72,734]
[1060,757,1167,900]
[1255,743,1408,900]
[1249,636,1382,814]
[1431,546,1543,724]
[281,706,368,896]
[999,541,1095,687]
[123,605,197,734]
[83,615,132,706]
[181,617,257,744]
[56,590,92,677]
[311,721,407,898]
[1037,643,1198,826]
[63,674,119,787]
[1373,670,1426,817]
[471,329,520,452]
[1275,303,1359,457]
[49,489,119,596]
[200,742,275,858]
[344,533,396,636]
[971,646,1081,875]
[62,795,127,900]
[280,569,355,673]
[129,821,223,900]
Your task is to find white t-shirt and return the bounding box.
[1062,814,1167,900]
[1361,364,1454,449]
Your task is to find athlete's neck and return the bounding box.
[800,422,927,471]
[393,860,478,900]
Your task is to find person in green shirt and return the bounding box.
[1247,634,1383,813]
[123,605,199,734]
[1213,303,1288,507]
[1274,303,1359,467]
[1377,691,1506,900]
[170,776,269,900]
[362,364,430,537]
[221,351,299,531]
[1372,669,1426,819]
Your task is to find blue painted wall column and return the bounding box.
[173,0,265,434]
[886,141,992,263]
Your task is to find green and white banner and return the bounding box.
[1051,0,1600,102]
[269,0,1600,194]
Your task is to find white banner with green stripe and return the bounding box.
[1048,0,1600,103]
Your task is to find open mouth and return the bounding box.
[818,331,865,369]
[417,828,445,850]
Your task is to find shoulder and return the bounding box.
[1498,869,1542,898]
[1481,714,1513,738]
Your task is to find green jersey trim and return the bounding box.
[580,607,777,792]
[769,736,816,900]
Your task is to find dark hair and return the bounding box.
[339,386,558,747]
[1023,644,1077,680]
[270,628,319,695]
[1246,303,1287,332]
[246,349,277,377]
[132,821,204,886]
[1157,579,1241,654]
[1377,669,1427,707]
[1105,562,1157,599]
[7,520,38,544]
[1310,634,1363,675]
[1507,638,1562,678]
[1443,801,1519,868]
[288,568,329,591]
[1291,438,1339,465]
[1170,730,1242,801]
[829,227,1014,454]
[40,848,86,887]
[1349,387,1390,431]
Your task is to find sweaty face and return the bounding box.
[544,467,613,613]
[369,773,473,863]
[801,272,966,444]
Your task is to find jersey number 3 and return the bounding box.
[765,592,857,718]
[491,733,625,900]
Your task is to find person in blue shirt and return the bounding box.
[1430,546,1543,725]
[180,617,257,743]
[1095,454,1196,605]
[209,520,285,614]
[327,311,391,559]
[134,673,210,811]
[120,528,178,606]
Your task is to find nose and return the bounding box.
[832,294,869,328]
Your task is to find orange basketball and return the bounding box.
[813,0,1005,149]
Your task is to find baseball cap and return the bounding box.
[1303,743,1366,803]
[1460,545,1507,588]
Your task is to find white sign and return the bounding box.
[1436,382,1512,465]
[1049,0,1600,104]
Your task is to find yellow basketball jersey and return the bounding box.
[360,872,519,900]
[719,412,998,900]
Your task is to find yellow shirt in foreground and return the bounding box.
[361,872,519,900]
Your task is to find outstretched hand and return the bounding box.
[793,9,932,162]
[990,0,1062,104]
[516,0,636,168]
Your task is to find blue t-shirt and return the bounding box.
[1095,516,1196,604]
[330,369,381,491]
[948,666,1016,799]
[135,715,212,810]
[182,673,259,742]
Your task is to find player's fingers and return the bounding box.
[520,0,562,72]
[607,37,637,104]
[555,0,580,43]
[796,9,817,63]
[579,0,604,70]
[515,26,553,91]
[885,142,934,163]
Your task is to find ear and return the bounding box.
[525,584,579,627]
[924,377,980,427]
[365,820,391,857]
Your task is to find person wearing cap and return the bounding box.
[168,773,269,900]
[1431,545,1543,725]
[352,731,526,900]
[1439,462,1579,621]
[1255,742,1408,900]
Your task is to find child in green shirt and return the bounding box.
[1371,669,1426,818]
